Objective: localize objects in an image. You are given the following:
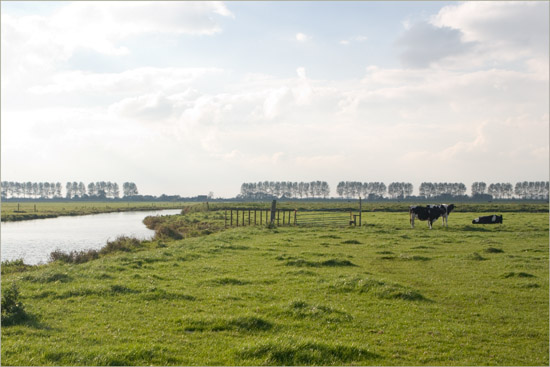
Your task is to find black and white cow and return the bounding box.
[472,215,503,224]
[438,204,455,227]
[409,204,455,229]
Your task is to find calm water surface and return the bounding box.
[1,209,181,265]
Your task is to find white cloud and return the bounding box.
[339,35,367,46]
[433,1,548,54]
[109,93,174,122]
[295,32,311,42]
[1,2,233,79]
[2,2,547,196]
[28,67,224,96]
[396,22,475,68]
[397,1,549,69]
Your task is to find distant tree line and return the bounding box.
[335,181,548,200]
[0,182,62,199]
[239,181,330,199]
[419,182,467,198]
[336,182,387,199]
[1,181,139,200]
[336,181,415,199]
[513,181,549,200]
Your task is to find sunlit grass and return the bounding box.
[2,207,548,365]
[1,201,191,221]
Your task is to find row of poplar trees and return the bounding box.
[336,181,548,200]
[1,181,139,199]
[240,181,331,199]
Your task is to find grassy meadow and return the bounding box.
[1,204,548,365]
[1,201,186,222]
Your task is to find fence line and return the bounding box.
[223,199,362,227]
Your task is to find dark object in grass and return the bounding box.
[472,215,503,224]
[485,247,504,253]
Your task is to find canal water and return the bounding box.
[1,209,181,265]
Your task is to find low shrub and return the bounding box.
[49,236,143,264]
[100,236,142,254]
[49,249,99,264]
[154,224,183,240]
[142,216,164,230]
[1,282,27,325]
[1,259,32,275]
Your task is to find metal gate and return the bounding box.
[295,210,360,226]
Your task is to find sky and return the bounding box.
[1,1,548,198]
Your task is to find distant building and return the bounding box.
[196,195,208,201]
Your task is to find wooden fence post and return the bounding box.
[236,210,239,227]
[359,197,362,227]
[270,200,277,225]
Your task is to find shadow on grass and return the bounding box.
[204,277,251,286]
[330,277,432,302]
[284,259,356,268]
[3,312,52,330]
[237,339,378,365]
[283,300,352,322]
[462,226,493,232]
[183,316,273,333]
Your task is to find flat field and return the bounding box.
[1,201,186,221]
[1,205,548,365]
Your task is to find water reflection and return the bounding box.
[1,209,181,265]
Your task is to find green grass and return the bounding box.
[1,201,191,221]
[2,208,548,365]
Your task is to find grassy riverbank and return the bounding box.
[2,205,548,365]
[2,201,547,222]
[1,202,187,222]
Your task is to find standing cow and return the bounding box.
[438,204,455,227]
[410,204,455,229]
